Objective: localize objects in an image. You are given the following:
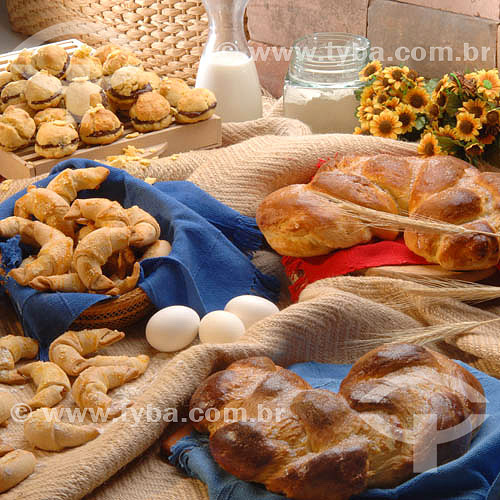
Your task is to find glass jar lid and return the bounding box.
[287,33,370,88]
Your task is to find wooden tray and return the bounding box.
[0,40,223,178]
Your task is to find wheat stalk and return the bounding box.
[312,191,499,237]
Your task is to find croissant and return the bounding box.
[18,361,71,410]
[0,450,36,493]
[103,247,136,280]
[108,261,141,296]
[49,328,125,376]
[72,355,149,419]
[0,335,38,370]
[24,408,99,451]
[126,206,161,247]
[256,155,500,270]
[140,240,172,260]
[29,273,88,293]
[65,198,129,228]
[190,344,486,500]
[0,392,16,426]
[77,223,96,241]
[86,353,150,369]
[0,370,27,385]
[0,217,74,286]
[73,226,131,291]
[46,166,110,204]
[14,186,75,238]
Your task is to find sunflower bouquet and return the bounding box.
[355,60,431,141]
[418,69,500,165]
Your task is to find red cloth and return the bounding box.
[282,237,429,302]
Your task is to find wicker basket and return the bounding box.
[6,0,209,84]
[71,287,154,330]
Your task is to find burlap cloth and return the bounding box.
[1,99,499,499]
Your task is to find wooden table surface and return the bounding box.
[0,294,24,336]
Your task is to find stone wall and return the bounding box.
[247,0,500,97]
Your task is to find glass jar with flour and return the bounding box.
[283,33,370,134]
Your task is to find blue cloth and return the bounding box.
[0,159,279,358]
[169,361,500,500]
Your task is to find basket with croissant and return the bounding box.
[0,166,171,327]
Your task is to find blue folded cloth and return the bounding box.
[169,361,500,500]
[0,159,279,358]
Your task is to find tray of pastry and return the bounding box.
[0,40,222,179]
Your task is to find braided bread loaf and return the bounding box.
[190,344,485,500]
[256,155,500,270]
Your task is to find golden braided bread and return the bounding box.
[257,155,500,270]
[190,344,485,500]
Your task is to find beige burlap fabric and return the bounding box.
[0,113,499,500]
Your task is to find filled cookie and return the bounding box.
[0,106,36,151]
[80,105,123,145]
[65,77,107,121]
[144,71,161,91]
[1,80,28,111]
[94,44,121,65]
[102,48,142,77]
[7,102,37,118]
[65,45,103,83]
[159,77,190,108]
[176,88,217,123]
[8,49,37,80]
[0,72,15,94]
[107,66,151,111]
[25,71,63,110]
[130,92,172,132]
[34,108,77,129]
[35,120,79,158]
[32,45,70,79]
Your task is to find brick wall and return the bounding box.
[247,0,500,97]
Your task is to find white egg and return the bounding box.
[224,295,279,329]
[145,305,200,352]
[198,310,245,344]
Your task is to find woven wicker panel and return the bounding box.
[6,0,209,84]
[71,287,155,330]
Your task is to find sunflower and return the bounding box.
[432,75,449,98]
[435,90,448,108]
[460,99,487,122]
[454,111,481,141]
[403,87,429,111]
[474,69,500,99]
[369,109,403,139]
[465,142,485,157]
[372,76,392,93]
[418,133,442,157]
[436,125,457,140]
[382,66,408,90]
[354,123,371,135]
[359,60,382,81]
[395,103,416,134]
[360,86,376,105]
[426,102,440,122]
[478,128,496,145]
[384,97,400,109]
[486,109,500,126]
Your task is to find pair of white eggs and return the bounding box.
[145,295,279,352]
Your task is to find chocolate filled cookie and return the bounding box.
[65,77,107,121]
[35,120,79,158]
[33,45,70,79]
[0,106,36,152]
[34,108,77,129]
[8,49,37,80]
[107,66,151,111]
[0,72,15,94]
[176,88,217,123]
[130,92,172,132]
[7,102,37,118]
[80,105,123,145]
[1,80,28,111]
[65,45,103,83]
[102,49,142,76]
[159,77,190,108]
[25,71,63,110]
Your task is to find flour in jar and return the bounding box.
[283,87,359,134]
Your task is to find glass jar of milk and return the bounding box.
[196,0,263,123]
[284,33,370,134]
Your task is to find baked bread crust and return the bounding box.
[0,107,36,151]
[35,121,79,158]
[79,106,123,145]
[65,45,103,83]
[176,88,217,123]
[129,92,172,132]
[25,71,63,110]
[158,77,190,107]
[34,108,77,129]
[32,45,70,78]
[190,344,486,500]
[257,154,500,270]
[1,80,28,111]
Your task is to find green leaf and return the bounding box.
[414,115,427,131]
[483,79,493,90]
[425,78,440,95]
[445,93,462,117]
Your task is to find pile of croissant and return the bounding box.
[0,328,150,492]
[0,166,171,295]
